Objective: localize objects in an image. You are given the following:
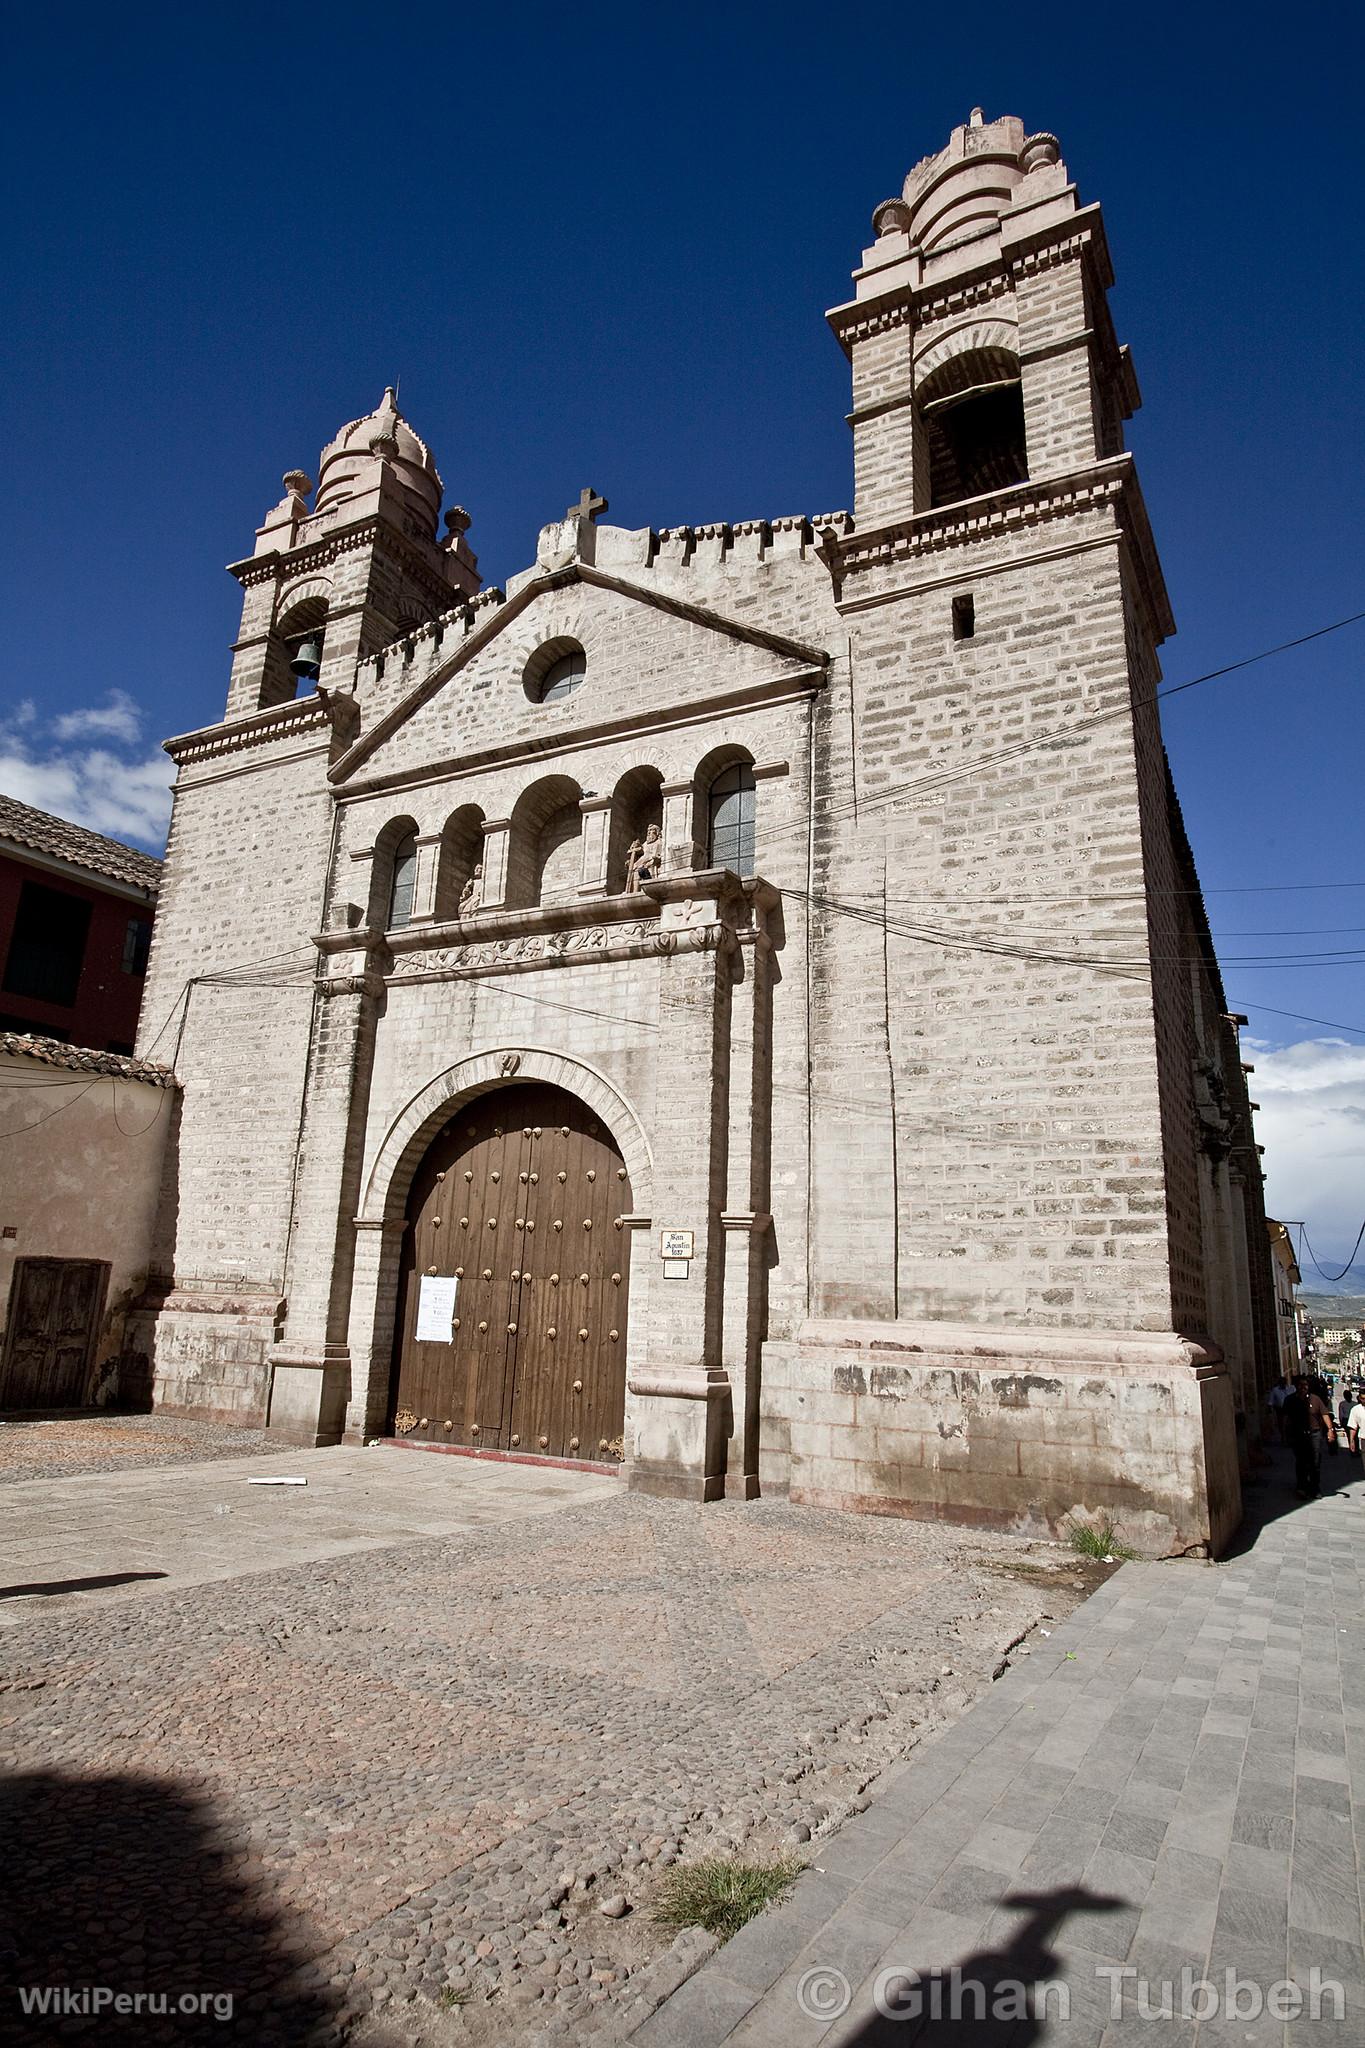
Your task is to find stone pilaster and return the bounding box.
[720,886,777,1498]
[578,794,613,897]
[479,816,512,909]
[344,1217,407,1440]
[624,869,744,1500]
[660,779,701,873]
[407,832,443,925]
[267,943,383,1446]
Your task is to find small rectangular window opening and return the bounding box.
[122,918,152,977]
[952,593,975,642]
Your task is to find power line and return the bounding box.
[1227,1001,1365,1040]
[1302,1218,1365,1286]
[758,604,1365,854]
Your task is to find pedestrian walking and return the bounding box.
[1347,1389,1365,1457]
[1283,1374,1336,1498]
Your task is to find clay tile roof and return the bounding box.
[0,1031,177,1087]
[0,794,161,895]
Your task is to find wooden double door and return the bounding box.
[389,1083,633,1461]
[0,1258,109,1410]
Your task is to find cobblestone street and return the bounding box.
[0,1445,1092,2043]
[0,1412,295,1487]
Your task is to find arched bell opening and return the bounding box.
[918,347,1028,508]
[384,1081,634,1464]
[276,596,330,702]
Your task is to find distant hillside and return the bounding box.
[1301,1293,1365,1321]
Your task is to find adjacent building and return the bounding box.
[0,796,160,1055]
[1266,1220,1302,1385]
[132,111,1276,1553]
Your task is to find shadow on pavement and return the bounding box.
[0,1573,169,1600]
[843,1882,1126,2045]
[1222,1437,1364,1558]
[0,1771,338,2043]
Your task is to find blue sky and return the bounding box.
[3,3,1362,1278]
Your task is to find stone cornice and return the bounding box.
[826,455,1175,643]
[335,668,822,805]
[827,207,1108,358]
[163,692,335,767]
[330,559,830,787]
[228,513,458,613]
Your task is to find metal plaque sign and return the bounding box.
[659,1230,694,1260]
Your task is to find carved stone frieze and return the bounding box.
[383,910,738,986]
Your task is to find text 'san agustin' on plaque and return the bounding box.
[659,1229,694,1260]
[416,1274,459,1343]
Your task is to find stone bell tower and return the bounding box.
[756,107,1250,1554]
[830,109,1141,525]
[222,388,482,720]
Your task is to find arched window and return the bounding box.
[538,650,586,703]
[707,763,756,875]
[388,833,418,929]
[917,347,1027,510]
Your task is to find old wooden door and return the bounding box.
[389,1083,632,1461]
[0,1258,109,1410]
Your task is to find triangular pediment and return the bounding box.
[330,563,828,788]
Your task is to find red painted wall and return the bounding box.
[0,854,154,1053]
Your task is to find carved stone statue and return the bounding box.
[458,864,483,918]
[627,824,662,893]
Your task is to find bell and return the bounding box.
[290,633,323,680]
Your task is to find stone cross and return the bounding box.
[568,486,608,526]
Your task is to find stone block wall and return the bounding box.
[761,1317,1240,1556]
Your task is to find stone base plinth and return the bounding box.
[136,1287,280,1430]
[760,1317,1241,1558]
[625,1373,729,1501]
[266,1351,349,1447]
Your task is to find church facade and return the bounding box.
[134,112,1272,1555]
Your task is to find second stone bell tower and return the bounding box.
[829,109,1141,525]
[222,387,481,720]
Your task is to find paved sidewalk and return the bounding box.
[635,1449,1365,2047]
[0,1443,616,1625]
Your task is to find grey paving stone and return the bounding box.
[1099,1809,1168,1862]
[1289,1872,1364,1942]
[1231,1806,1295,1853]
[1213,1882,1291,1949]
[632,1966,757,2046]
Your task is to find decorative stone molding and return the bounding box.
[386,917,664,984]
[359,1047,653,1224]
[164,694,334,767]
[913,315,1019,380]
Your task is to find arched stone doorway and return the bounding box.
[386,1082,633,1461]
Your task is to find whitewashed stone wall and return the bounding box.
[135,113,1264,1552]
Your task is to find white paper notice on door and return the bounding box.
[416,1274,459,1343]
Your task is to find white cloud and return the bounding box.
[0,691,170,850]
[53,689,143,745]
[1248,1035,1365,1289]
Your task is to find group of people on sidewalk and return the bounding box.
[1268,1370,1365,1499]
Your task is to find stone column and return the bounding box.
[578,794,613,897]
[344,1216,407,1440]
[407,832,443,926]
[660,779,700,874]
[624,870,742,1500]
[720,885,777,1498]
[267,942,383,1446]
[479,816,512,909]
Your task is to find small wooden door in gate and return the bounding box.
[389,1083,632,1460]
[0,1258,109,1410]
